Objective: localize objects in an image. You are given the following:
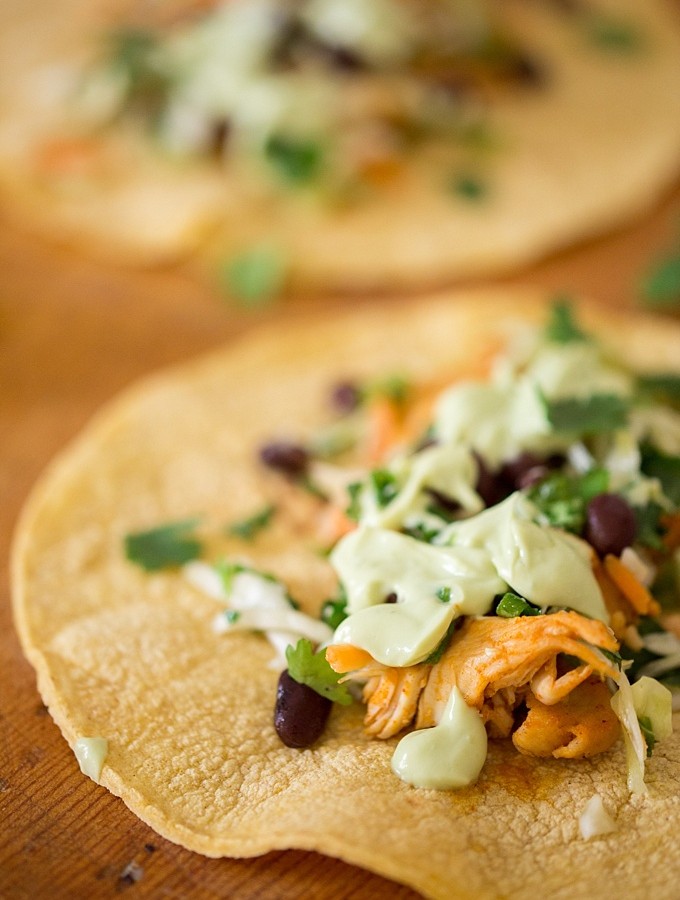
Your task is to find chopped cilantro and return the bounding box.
[640,253,680,310]
[598,647,623,670]
[640,443,680,505]
[528,468,608,533]
[227,504,275,541]
[108,28,168,115]
[365,374,411,405]
[370,469,399,508]
[286,639,353,705]
[582,13,642,53]
[402,521,442,544]
[633,501,667,551]
[624,619,680,689]
[495,592,541,618]
[124,518,202,571]
[437,586,452,603]
[424,620,458,665]
[265,134,323,184]
[545,297,588,344]
[449,173,488,202]
[637,373,680,406]
[218,243,287,307]
[215,560,247,594]
[638,715,657,757]
[540,391,630,434]
[345,481,363,521]
[321,590,348,630]
[224,609,241,625]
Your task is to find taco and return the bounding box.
[11,290,680,899]
[1,0,680,292]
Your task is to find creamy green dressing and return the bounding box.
[358,442,482,530]
[331,526,505,665]
[331,493,606,665]
[434,340,633,468]
[391,687,487,790]
[441,493,607,621]
[74,737,108,783]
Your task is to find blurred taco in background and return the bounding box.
[11,289,680,898]
[1,0,680,293]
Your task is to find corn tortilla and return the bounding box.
[11,289,680,899]
[1,0,680,290]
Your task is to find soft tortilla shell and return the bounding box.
[11,289,680,899]
[1,0,680,289]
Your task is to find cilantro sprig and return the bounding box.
[545,297,588,344]
[286,639,353,705]
[528,468,608,533]
[125,518,203,571]
[227,504,276,541]
[495,592,542,618]
[540,391,631,434]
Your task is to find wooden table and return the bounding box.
[1,181,679,899]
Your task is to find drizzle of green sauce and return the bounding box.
[391,687,487,790]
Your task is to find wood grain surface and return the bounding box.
[2,179,680,900]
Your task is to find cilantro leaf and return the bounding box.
[528,468,608,533]
[423,620,458,665]
[582,13,642,53]
[449,172,488,202]
[640,253,680,309]
[320,589,348,630]
[633,501,667,551]
[540,392,630,434]
[218,243,287,307]
[638,715,657,757]
[125,518,202,571]
[345,481,363,521]
[495,592,542,618]
[370,469,399,507]
[640,443,680,505]
[265,134,323,184]
[227,504,275,541]
[637,373,680,406]
[545,297,588,344]
[286,639,353,705]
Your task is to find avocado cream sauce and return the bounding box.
[391,686,488,790]
[331,493,606,667]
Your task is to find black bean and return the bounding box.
[274,670,332,749]
[474,454,512,507]
[425,487,461,516]
[584,493,637,557]
[260,441,309,477]
[500,451,565,491]
[330,380,361,414]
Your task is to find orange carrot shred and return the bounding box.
[604,554,661,617]
[326,644,374,674]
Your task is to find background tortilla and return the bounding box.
[1,0,680,291]
[11,289,680,899]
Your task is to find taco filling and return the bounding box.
[195,300,680,794]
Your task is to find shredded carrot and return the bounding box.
[33,136,103,177]
[358,155,404,187]
[604,554,661,617]
[364,395,404,464]
[362,340,503,465]
[592,556,631,636]
[317,504,356,546]
[326,644,374,673]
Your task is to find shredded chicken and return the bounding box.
[513,678,620,758]
[328,611,621,758]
